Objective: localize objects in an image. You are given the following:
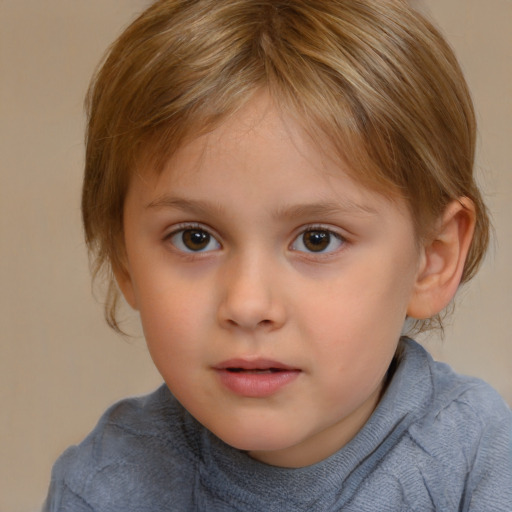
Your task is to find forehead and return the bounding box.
[132,85,405,203]
[128,94,413,229]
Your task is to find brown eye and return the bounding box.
[183,229,210,250]
[291,229,344,254]
[303,230,331,252]
[170,228,220,253]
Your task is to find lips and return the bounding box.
[213,359,301,397]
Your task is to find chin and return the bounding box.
[212,422,299,453]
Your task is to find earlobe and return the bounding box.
[113,263,139,311]
[407,198,476,319]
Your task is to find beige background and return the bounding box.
[1,1,511,511]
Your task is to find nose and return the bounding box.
[217,253,286,332]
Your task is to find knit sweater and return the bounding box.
[43,339,512,511]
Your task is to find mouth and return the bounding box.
[213,359,301,397]
[226,368,288,374]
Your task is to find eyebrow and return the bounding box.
[145,196,227,215]
[145,196,378,218]
[273,201,378,220]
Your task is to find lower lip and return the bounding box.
[215,369,300,398]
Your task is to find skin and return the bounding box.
[117,94,469,468]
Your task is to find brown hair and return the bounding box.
[82,0,489,331]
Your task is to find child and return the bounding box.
[44,0,512,510]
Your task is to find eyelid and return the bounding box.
[289,224,348,255]
[164,222,222,253]
[164,221,218,238]
[292,223,348,241]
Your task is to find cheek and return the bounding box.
[134,272,212,360]
[295,261,415,372]
[139,293,210,403]
[299,266,411,337]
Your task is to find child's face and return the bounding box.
[119,94,425,468]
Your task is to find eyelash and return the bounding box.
[290,225,346,256]
[164,223,221,254]
[163,223,347,256]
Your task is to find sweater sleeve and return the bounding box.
[42,447,95,512]
[462,404,512,511]
[42,481,95,512]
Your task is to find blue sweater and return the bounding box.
[44,339,512,511]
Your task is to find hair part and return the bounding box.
[82,0,490,332]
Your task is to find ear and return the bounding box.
[407,198,476,319]
[113,262,139,311]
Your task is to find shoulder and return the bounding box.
[414,342,511,435]
[44,385,200,511]
[398,339,512,509]
[398,338,510,420]
[399,339,511,450]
